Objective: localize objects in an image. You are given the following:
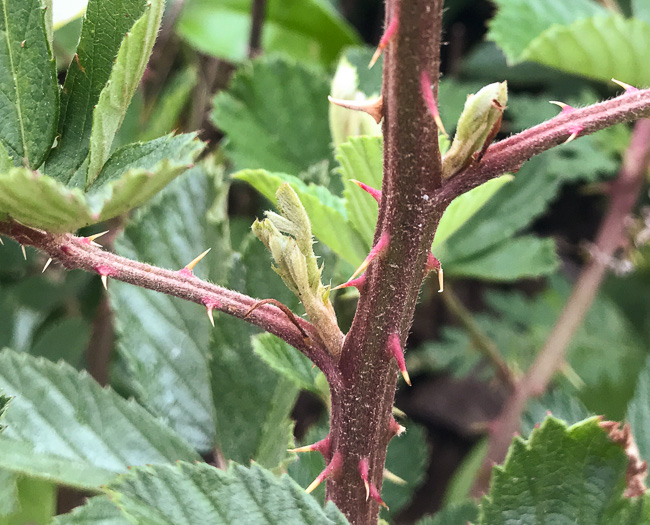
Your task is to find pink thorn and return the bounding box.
[94,265,117,278]
[369,16,398,68]
[201,297,221,328]
[305,451,343,493]
[387,333,411,386]
[351,179,381,203]
[419,71,447,136]
[289,435,331,460]
[178,268,194,277]
[549,102,584,143]
[358,458,370,501]
[368,483,389,509]
[612,78,639,93]
[389,418,406,438]
[426,252,444,293]
[349,231,390,281]
[333,274,367,292]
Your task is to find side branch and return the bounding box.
[0,221,341,388]
[439,87,650,203]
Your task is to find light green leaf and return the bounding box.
[522,15,650,86]
[105,462,349,525]
[177,0,359,66]
[0,469,17,516]
[140,67,198,142]
[0,349,200,489]
[234,169,368,266]
[53,497,129,525]
[45,0,148,182]
[85,0,164,184]
[86,133,205,219]
[337,136,383,249]
[111,167,224,452]
[627,356,650,463]
[416,502,479,525]
[212,57,332,174]
[522,389,591,438]
[443,440,488,506]
[0,392,10,433]
[0,476,56,525]
[433,175,513,249]
[0,0,59,168]
[252,333,321,394]
[479,417,646,524]
[0,168,93,232]
[444,236,559,281]
[488,0,605,64]
[634,0,650,25]
[0,143,11,172]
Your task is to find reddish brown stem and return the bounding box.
[0,221,342,390]
[471,118,650,497]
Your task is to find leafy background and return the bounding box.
[0,0,650,523]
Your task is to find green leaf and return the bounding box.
[0,349,200,489]
[84,0,164,184]
[0,469,18,516]
[45,0,148,182]
[337,136,383,249]
[634,0,650,25]
[105,462,349,524]
[0,392,9,433]
[522,15,650,86]
[443,440,488,506]
[252,333,321,394]
[0,476,56,525]
[234,169,368,266]
[177,0,359,66]
[382,421,430,517]
[433,175,513,249]
[0,168,93,231]
[416,502,479,525]
[212,57,332,174]
[53,497,130,525]
[139,67,198,142]
[210,316,299,468]
[627,356,650,463]
[444,236,559,281]
[111,167,225,452]
[86,133,205,218]
[0,0,59,169]
[522,389,591,438]
[479,417,645,524]
[488,0,605,64]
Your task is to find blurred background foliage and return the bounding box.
[1,0,650,522]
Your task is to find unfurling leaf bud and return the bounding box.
[442,81,508,179]
[252,183,344,357]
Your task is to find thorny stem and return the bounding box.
[0,221,342,391]
[326,1,444,523]
[471,118,650,497]
[441,285,516,390]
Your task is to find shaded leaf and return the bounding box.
[634,0,650,25]
[415,502,479,525]
[53,497,129,525]
[479,417,646,524]
[45,0,148,182]
[177,0,359,66]
[0,0,59,168]
[0,476,56,525]
[627,356,650,463]
[0,349,199,489]
[111,167,224,452]
[252,333,321,394]
[105,462,349,525]
[212,57,332,174]
[522,389,591,438]
[444,235,559,281]
[85,0,164,184]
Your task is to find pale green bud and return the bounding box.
[442,81,508,179]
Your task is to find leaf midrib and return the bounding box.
[2,0,28,164]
